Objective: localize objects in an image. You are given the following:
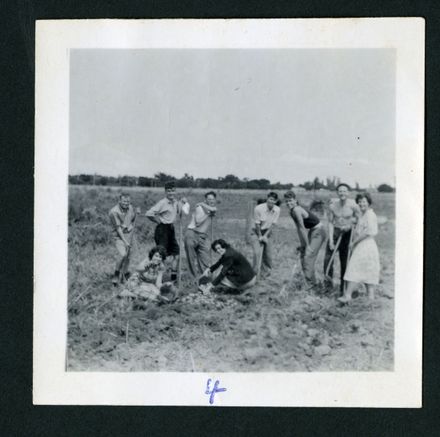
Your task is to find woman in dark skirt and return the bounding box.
[199,239,256,294]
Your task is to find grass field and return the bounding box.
[67,185,395,372]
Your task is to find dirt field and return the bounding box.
[67,185,395,371]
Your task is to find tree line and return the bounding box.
[68,172,394,192]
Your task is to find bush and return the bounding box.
[377,184,394,193]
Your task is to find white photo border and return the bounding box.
[34,18,424,407]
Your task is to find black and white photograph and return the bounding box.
[34,19,424,406]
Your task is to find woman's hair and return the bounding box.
[148,245,167,260]
[355,192,373,205]
[283,191,297,200]
[211,239,230,251]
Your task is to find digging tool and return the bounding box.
[119,211,138,284]
[210,213,215,264]
[245,200,254,245]
[343,226,355,293]
[177,209,183,289]
[324,232,343,280]
[256,241,265,281]
[279,247,302,296]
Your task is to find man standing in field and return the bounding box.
[324,183,360,294]
[109,193,140,285]
[184,191,217,279]
[146,181,189,281]
[250,191,280,278]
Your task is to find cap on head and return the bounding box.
[267,191,279,201]
[283,191,296,200]
[164,181,175,190]
[336,183,351,191]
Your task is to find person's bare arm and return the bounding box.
[155,270,164,288]
[145,201,163,224]
[294,207,309,249]
[194,204,213,226]
[116,226,130,246]
[327,205,335,249]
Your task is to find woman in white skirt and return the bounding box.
[338,193,380,303]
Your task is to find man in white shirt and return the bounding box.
[250,192,281,278]
[146,181,189,280]
[184,191,217,278]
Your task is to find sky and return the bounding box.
[70,49,395,187]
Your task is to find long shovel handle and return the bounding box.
[325,232,343,278]
[178,211,183,289]
[119,212,138,283]
[210,216,214,264]
[343,226,356,294]
[256,242,264,280]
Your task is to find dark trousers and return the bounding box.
[154,223,179,257]
[324,227,352,293]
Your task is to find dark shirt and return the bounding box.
[290,206,320,229]
[209,247,255,287]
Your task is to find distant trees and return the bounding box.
[68,172,393,192]
[377,183,395,193]
[68,172,294,190]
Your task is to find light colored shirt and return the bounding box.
[328,198,360,229]
[355,208,378,239]
[253,203,280,230]
[187,204,214,234]
[109,204,136,236]
[146,198,189,224]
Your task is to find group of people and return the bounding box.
[108,181,381,304]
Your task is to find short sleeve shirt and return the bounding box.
[109,204,136,236]
[137,260,166,284]
[187,204,212,234]
[146,198,189,224]
[355,208,378,238]
[254,203,280,230]
[328,198,360,229]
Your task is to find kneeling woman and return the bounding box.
[338,193,380,303]
[200,239,256,293]
[121,245,176,302]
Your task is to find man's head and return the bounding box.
[266,191,279,209]
[119,193,131,210]
[336,183,351,201]
[283,191,297,209]
[164,181,176,201]
[205,191,217,207]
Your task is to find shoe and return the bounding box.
[337,296,352,304]
[112,275,119,286]
[323,280,333,293]
[119,289,136,298]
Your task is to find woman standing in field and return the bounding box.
[199,239,256,294]
[338,193,380,303]
[284,191,327,291]
[120,246,176,302]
